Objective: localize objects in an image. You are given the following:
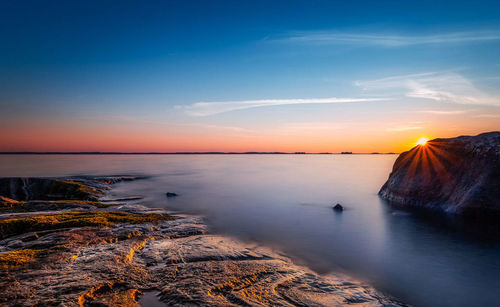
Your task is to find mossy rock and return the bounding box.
[0,178,103,201]
[47,180,102,200]
[0,249,41,269]
[0,199,121,213]
[0,211,172,239]
[0,196,25,211]
[42,200,117,208]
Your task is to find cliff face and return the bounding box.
[379,131,500,216]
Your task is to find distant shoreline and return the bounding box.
[0,152,398,155]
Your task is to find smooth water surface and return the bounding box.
[1,154,499,306]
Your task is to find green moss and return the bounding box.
[0,197,26,212]
[93,203,120,208]
[0,249,40,269]
[48,180,102,200]
[0,200,118,213]
[0,201,23,208]
[46,200,118,208]
[0,212,172,239]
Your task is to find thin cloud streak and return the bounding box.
[204,124,255,133]
[356,72,500,106]
[278,122,345,132]
[420,110,470,115]
[474,114,500,118]
[178,97,387,116]
[386,126,424,132]
[281,31,500,47]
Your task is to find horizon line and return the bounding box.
[0,151,399,155]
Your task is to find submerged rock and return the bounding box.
[379,131,500,217]
[165,192,178,198]
[333,204,344,212]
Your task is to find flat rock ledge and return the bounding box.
[379,131,500,217]
[1,177,406,306]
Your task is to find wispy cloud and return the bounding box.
[386,125,424,132]
[168,122,256,134]
[204,124,254,133]
[178,97,387,116]
[278,122,345,132]
[356,72,500,106]
[280,30,500,47]
[419,110,470,115]
[473,114,500,118]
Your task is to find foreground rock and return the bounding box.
[0,176,141,202]
[1,177,405,306]
[379,131,500,217]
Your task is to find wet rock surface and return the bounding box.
[379,132,500,217]
[0,177,405,306]
[0,176,142,202]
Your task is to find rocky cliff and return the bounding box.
[379,131,500,217]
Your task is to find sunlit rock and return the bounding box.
[379,131,500,217]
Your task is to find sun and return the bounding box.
[416,137,429,146]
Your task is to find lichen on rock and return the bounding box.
[0,249,40,269]
[0,211,172,239]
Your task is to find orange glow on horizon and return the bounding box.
[0,117,494,153]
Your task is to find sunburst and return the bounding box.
[416,137,429,146]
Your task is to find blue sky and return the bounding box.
[1,0,499,152]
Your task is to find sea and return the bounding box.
[1,154,499,306]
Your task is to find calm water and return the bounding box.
[1,154,499,306]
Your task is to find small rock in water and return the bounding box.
[166,192,178,198]
[333,204,344,212]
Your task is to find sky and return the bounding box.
[1,0,499,153]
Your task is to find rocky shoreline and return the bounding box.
[0,176,405,306]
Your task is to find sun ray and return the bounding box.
[416,137,429,146]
